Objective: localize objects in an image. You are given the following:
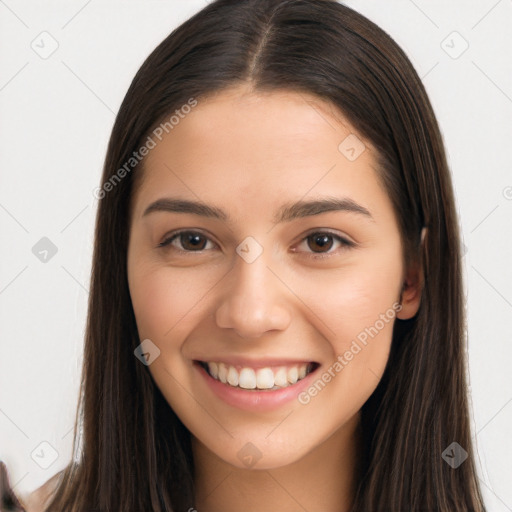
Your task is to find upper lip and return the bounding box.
[194,357,318,369]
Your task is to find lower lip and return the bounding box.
[194,361,320,412]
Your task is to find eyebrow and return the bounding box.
[142,196,374,223]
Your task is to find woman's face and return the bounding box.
[127,85,421,470]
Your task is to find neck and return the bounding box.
[192,413,363,512]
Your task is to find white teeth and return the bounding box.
[218,363,227,384]
[227,366,239,386]
[205,361,313,390]
[274,367,288,387]
[238,368,256,389]
[256,368,274,389]
[209,361,219,379]
[287,366,299,384]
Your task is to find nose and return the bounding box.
[214,249,292,339]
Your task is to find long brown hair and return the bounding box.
[31,0,487,510]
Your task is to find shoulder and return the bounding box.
[20,470,63,512]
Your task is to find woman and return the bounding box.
[10,0,487,510]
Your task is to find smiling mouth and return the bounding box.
[196,360,320,391]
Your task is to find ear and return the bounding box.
[396,227,426,320]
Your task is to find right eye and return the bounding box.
[158,230,217,254]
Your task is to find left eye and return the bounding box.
[158,230,355,258]
[294,231,355,259]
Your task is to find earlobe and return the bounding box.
[396,227,426,320]
[396,274,422,320]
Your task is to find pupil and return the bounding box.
[309,234,333,252]
[183,233,205,250]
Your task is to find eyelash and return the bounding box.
[157,229,356,260]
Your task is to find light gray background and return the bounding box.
[1,0,511,508]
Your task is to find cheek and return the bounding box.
[129,264,219,343]
[293,249,402,393]
[297,251,402,336]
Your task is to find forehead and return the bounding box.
[132,86,385,221]
[148,86,358,159]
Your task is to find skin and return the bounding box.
[127,84,423,512]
